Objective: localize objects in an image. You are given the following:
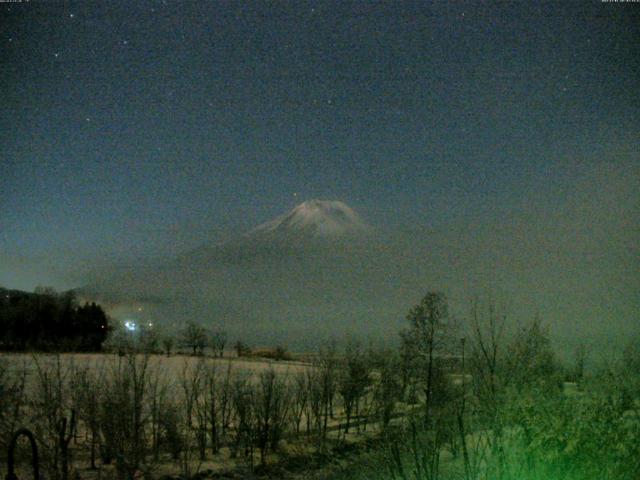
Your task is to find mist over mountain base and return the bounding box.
[78,196,638,358]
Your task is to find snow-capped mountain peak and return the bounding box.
[252,199,369,238]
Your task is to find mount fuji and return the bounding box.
[68,185,640,353]
[180,200,372,268]
[78,199,406,346]
[251,199,369,240]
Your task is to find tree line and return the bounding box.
[336,292,640,480]
[0,287,111,352]
[0,291,638,479]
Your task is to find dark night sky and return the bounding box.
[1,0,639,323]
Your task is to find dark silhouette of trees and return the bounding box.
[234,340,252,357]
[0,287,110,351]
[209,329,227,357]
[337,339,370,434]
[180,320,208,355]
[401,291,452,422]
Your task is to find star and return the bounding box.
[123,40,128,45]
[54,52,60,58]
[69,13,75,19]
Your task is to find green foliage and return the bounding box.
[334,308,640,480]
[503,316,560,392]
[494,378,640,480]
[622,337,640,398]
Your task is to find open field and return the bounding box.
[1,313,639,480]
[0,352,309,383]
[0,350,409,480]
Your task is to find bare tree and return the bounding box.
[178,358,208,472]
[306,366,323,438]
[210,329,227,358]
[161,335,175,356]
[399,335,420,404]
[181,321,208,356]
[219,361,235,438]
[138,324,160,353]
[384,418,446,480]
[0,358,28,453]
[466,297,508,479]
[337,339,370,435]
[99,353,152,480]
[159,401,183,462]
[203,360,234,454]
[31,355,76,480]
[468,297,506,423]
[372,349,401,431]
[148,366,171,462]
[402,291,451,424]
[290,371,310,434]
[230,374,256,467]
[254,369,290,465]
[70,364,105,470]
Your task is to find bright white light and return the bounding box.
[124,320,137,332]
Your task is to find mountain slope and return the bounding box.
[180,200,371,268]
